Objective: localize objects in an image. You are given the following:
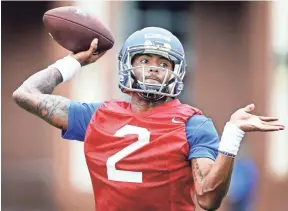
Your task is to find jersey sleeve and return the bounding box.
[185,115,219,161]
[61,101,102,141]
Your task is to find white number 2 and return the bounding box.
[106,125,150,183]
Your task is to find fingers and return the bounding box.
[259,125,284,131]
[88,38,106,61]
[255,119,285,131]
[87,38,99,55]
[259,116,279,122]
[86,38,106,63]
[90,51,106,62]
[259,115,285,130]
[243,104,255,113]
[262,121,285,129]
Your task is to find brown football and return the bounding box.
[43,6,114,53]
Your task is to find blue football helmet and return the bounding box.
[118,27,187,100]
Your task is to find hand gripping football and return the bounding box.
[43,6,114,54]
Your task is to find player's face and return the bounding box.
[132,54,174,85]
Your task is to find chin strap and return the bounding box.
[137,91,165,101]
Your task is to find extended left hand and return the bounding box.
[229,104,285,132]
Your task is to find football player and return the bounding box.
[13,27,284,211]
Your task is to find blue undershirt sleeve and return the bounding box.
[61,101,102,141]
[185,115,219,161]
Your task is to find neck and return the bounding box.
[130,93,173,113]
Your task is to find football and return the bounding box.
[43,6,114,54]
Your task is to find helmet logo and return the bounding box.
[144,40,171,50]
[144,40,153,46]
[145,34,171,42]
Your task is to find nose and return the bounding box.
[149,67,159,73]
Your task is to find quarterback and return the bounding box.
[13,27,284,211]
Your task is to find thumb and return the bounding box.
[243,103,255,113]
[88,38,98,55]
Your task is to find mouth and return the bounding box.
[145,76,161,83]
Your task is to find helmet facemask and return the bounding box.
[118,44,186,101]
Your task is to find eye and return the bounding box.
[140,59,149,64]
[160,62,168,68]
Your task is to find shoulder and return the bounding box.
[70,101,102,112]
[185,114,219,160]
[69,100,129,112]
[185,114,219,145]
[187,114,210,124]
[62,101,103,141]
[185,114,216,135]
[99,100,131,110]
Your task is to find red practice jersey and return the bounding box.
[84,99,202,211]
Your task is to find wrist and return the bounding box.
[218,122,245,157]
[48,55,81,83]
[228,119,243,130]
[71,54,85,66]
